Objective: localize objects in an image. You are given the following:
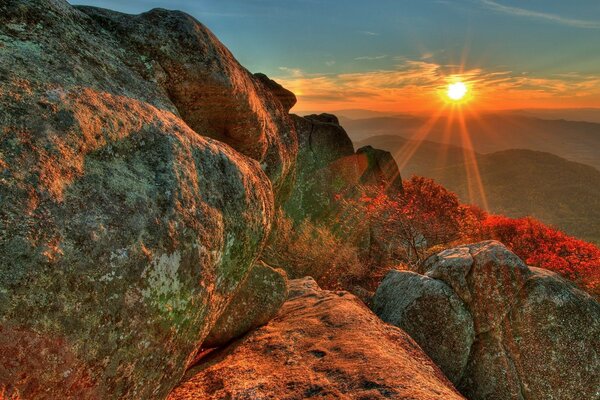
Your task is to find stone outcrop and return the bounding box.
[372,271,474,384]
[355,145,403,194]
[202,261,288,348]
[372,241,600,400]
[0,0,297,398]
[283,113,358,223]
[168,278,464,400]
[284,113,403,224]
[254,73,297,113]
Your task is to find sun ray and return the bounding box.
[456,106,489,211]
[393,106,447,173]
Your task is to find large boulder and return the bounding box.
[202,261,288,348]
[372,241,600,400]
[0,1,294,398]
[168,278,464,399]
[77,6,298,203]
[372,271,474,384]
[283,113,358,223]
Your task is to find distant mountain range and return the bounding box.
[314,108,600,124]
[356,135,600,244]
[341,113,600,171]
[511,108,600,124]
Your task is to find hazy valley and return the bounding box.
[356,134,600,244]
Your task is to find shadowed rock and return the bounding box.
[283,113,359,222]
[356,145,404,194]
[202,261,288,348]
[168,278,465,400]
[373,241,600,400]
[283,113,404,224]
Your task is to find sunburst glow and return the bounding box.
[447,81,468,101]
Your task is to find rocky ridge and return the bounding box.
[0,0,293,398]
[1,1,598,399]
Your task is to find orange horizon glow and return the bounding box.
[276,61,600,115]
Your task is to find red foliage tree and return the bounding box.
[478,215,600,297]
[348,177,467,266]
[336,176,600,297]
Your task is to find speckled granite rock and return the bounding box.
[77,6,298,203]
[373,241,600,400]
[372,270,474,384]
[202,261,288,348]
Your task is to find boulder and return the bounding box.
[373,241,600,400]
[283,114,404,226]
[372,271,474,384]
[424,241,533,333]
[168,278,464,399]
[202,261,288,348]
[77,6,298,202]
[0,1,288,398]
[283,114,358,223]
[254,73,297,112]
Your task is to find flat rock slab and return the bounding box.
[168,277,464,400]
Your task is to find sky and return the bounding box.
[71,0,600,113]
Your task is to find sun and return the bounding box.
[447,81,468,101]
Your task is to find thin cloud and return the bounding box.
[274,60,600,112]
[354,55,388,61]
[278,66,303,78]
[359,31,380,36]
[479,0,600,29]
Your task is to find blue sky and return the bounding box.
[71,0,600,112]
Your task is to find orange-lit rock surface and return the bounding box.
[168,278,464,400]
[77,6,298,202]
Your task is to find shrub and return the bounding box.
[336,176,599,298]
[340,177,469,267]
[262,210,366,290]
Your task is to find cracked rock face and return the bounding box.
[373,241,600,400]
[372,271,474,384]
[0,0,292,398]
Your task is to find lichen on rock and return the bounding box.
[0,0,299,398]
